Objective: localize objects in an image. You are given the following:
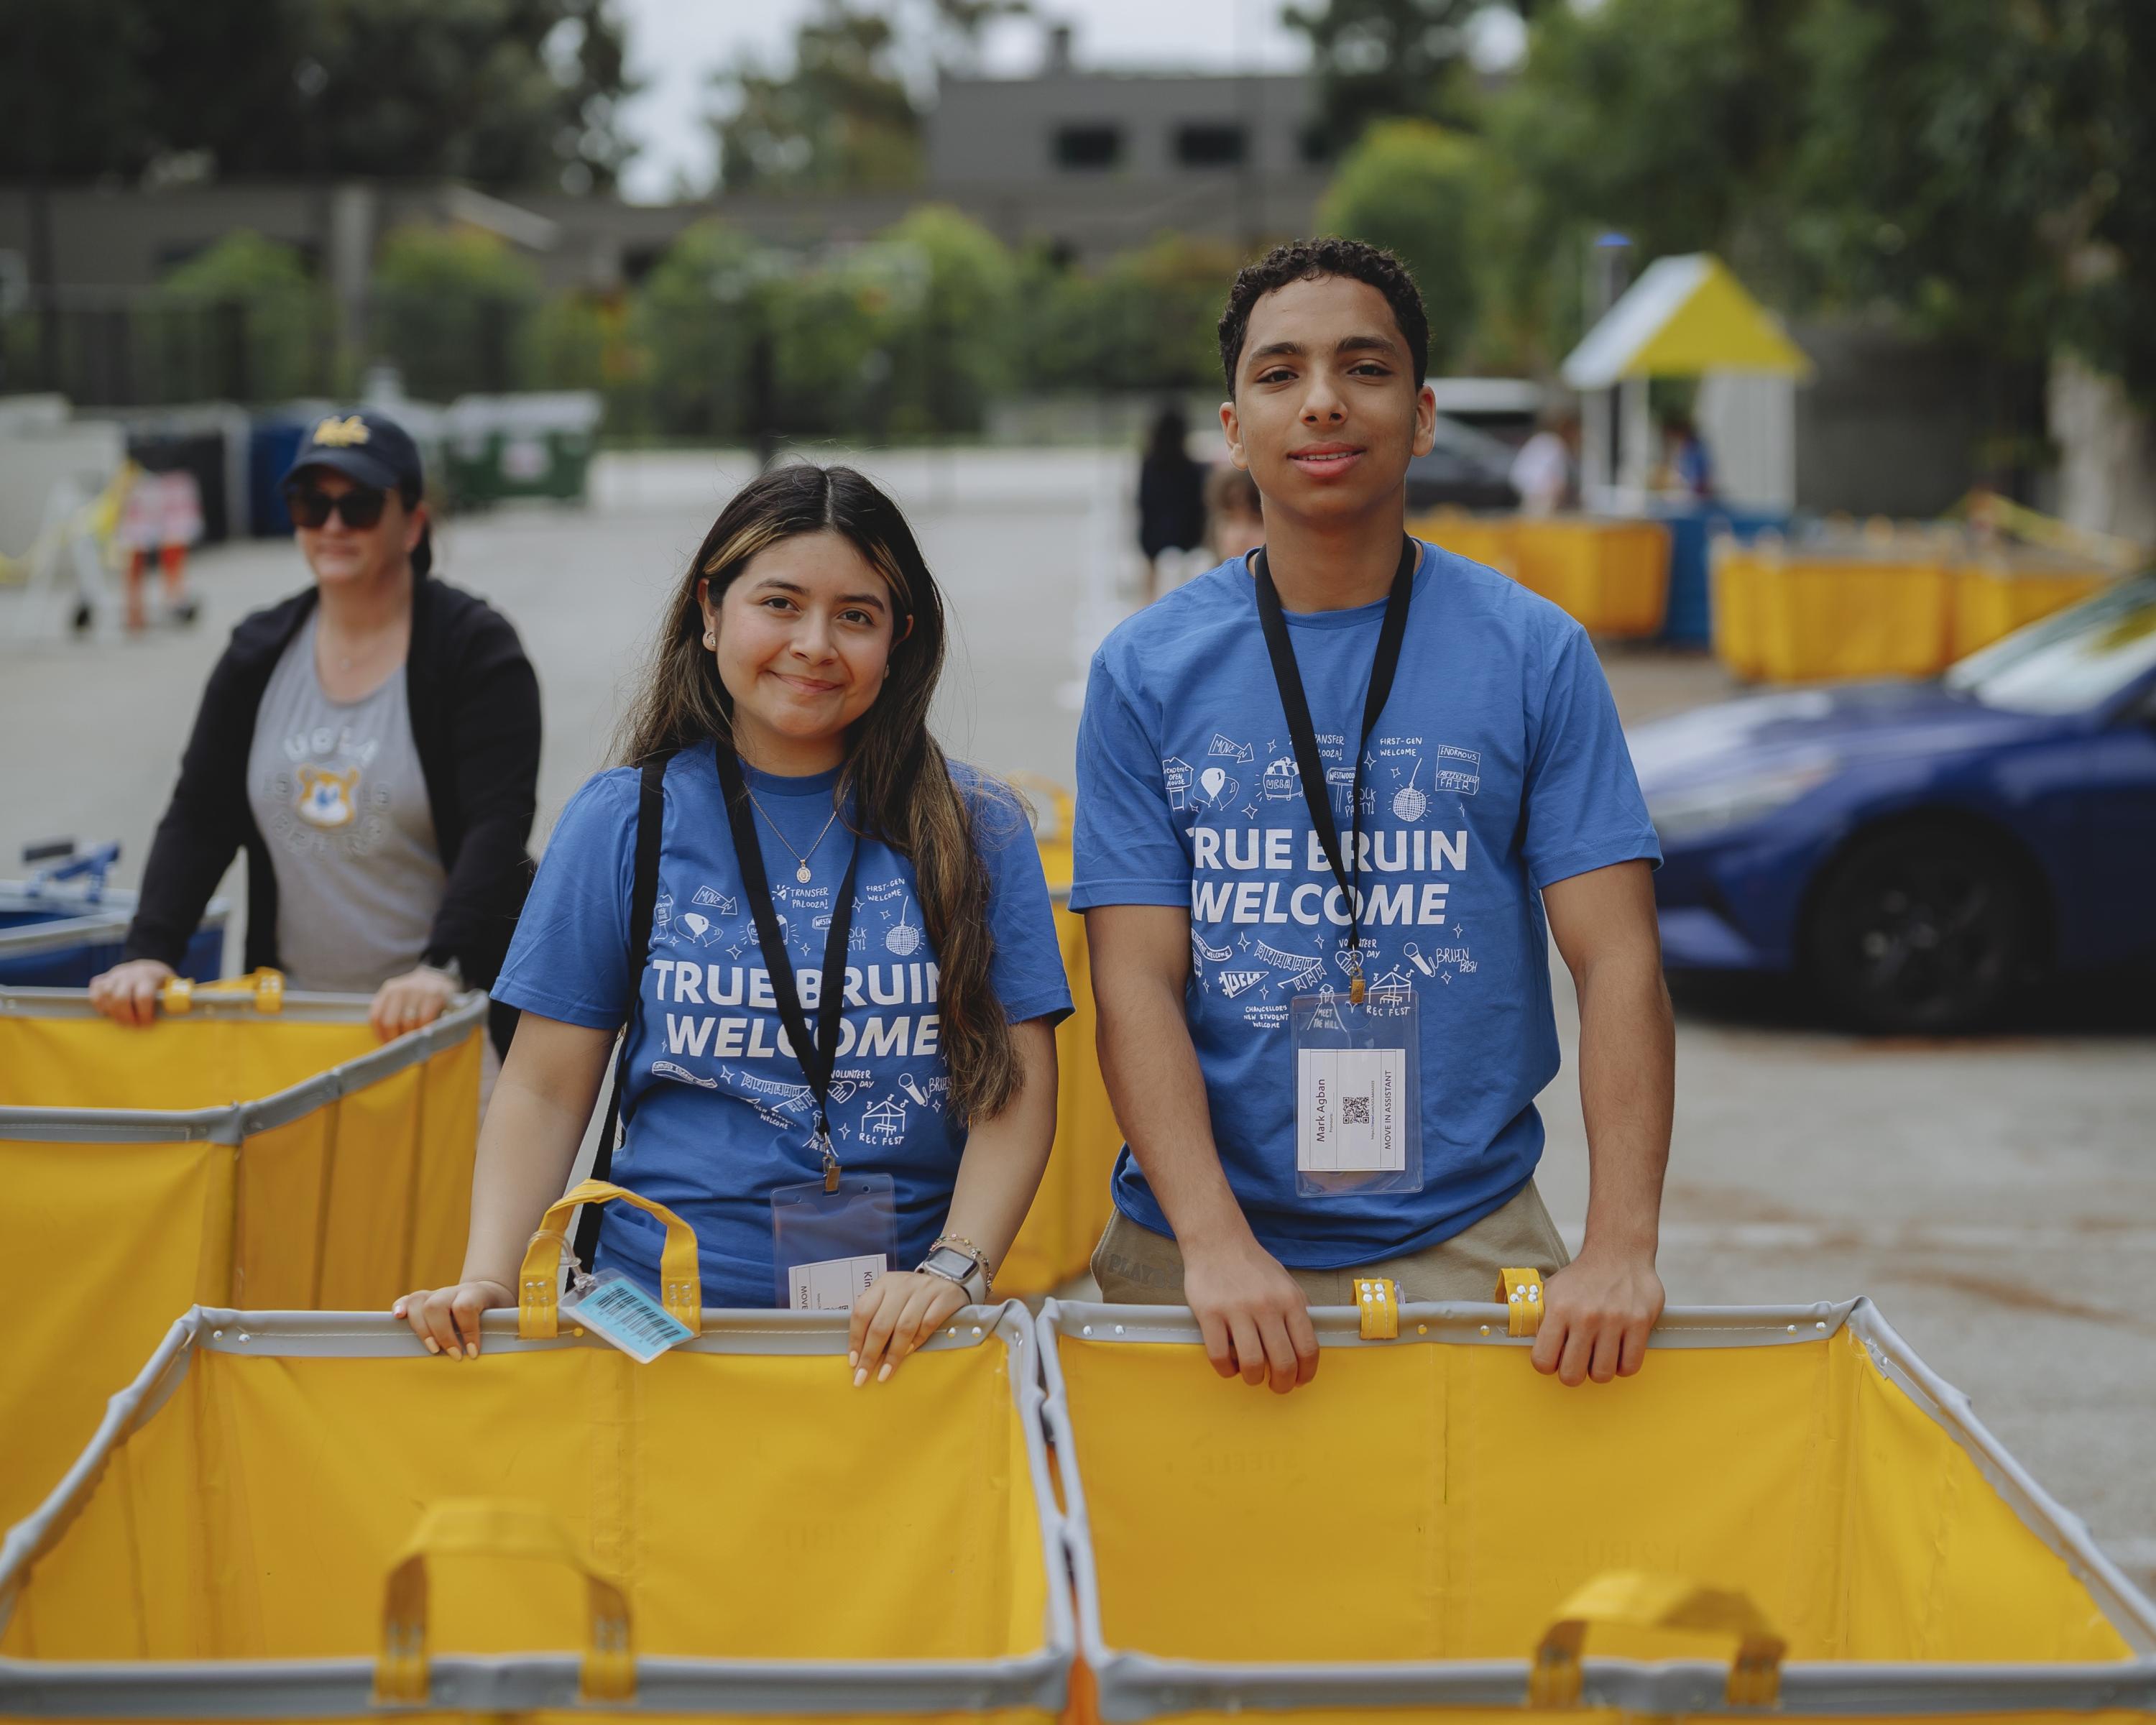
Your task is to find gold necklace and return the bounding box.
[749,789,842,884]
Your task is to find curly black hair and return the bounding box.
[1217,237,1429,392]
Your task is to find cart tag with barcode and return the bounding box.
[561,1269,692,1363]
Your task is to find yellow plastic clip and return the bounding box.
[157,968,284,1016]
[1354,1276,1399,1340]
[1497,1266,1544,1338]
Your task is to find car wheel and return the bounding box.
[1804,822,2032,1033]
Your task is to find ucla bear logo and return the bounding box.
[310,415,370,448]
[295,765,360,828]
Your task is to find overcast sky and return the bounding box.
[610,0,1318,203]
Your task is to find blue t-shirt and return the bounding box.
[494,746,1073,1305]
[1070,542,1659,1269]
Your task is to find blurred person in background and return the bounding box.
[1658,410,1715,500]
[89,411,540,1059]
[1137,403,1209,601]
[1205,463,1266,564]
[1510,408,1580,516]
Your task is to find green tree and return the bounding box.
[1316,121,1483,374]
[1789,0,2156,432]
[1018,235,1241,396]
[876,205,1018,433]
[371,226,543,399]
[634,220,766,438]
[161,230,328,400]
[713,1,922,192]
[1284,0,1481,157]
[0,0,636,191]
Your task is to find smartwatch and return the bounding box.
[917,1244,990,1305]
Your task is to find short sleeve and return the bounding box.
[490,770,637,1029]
[1519,620,1663,890]
[967,776,1075,1028]
[1069,655,1192,911]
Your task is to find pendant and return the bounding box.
[796,862,812,884]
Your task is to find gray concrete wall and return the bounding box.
[1792,322,1989,518]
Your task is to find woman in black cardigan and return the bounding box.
[91,410,540,1054]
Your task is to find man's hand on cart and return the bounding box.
[86,957,176,1027]
[1183,1231,1321,1394]
[1532,1246,1664,1386]
[849,1271,969,1386]
[394,1280,512,1358]
[370,964,459,1041]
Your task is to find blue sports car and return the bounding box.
[1631,574,2156,1031]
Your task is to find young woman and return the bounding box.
[397,464,1069,1382]
[90,410,540,1053]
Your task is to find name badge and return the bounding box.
[1299,1046,1407,1173]
[1289,983,1424,1197]
[788,1253,887,1312]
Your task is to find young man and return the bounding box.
[1072,239,1672,1393]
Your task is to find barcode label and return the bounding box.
[565,1272,692,1363]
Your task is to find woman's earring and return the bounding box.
[702,631,715,648]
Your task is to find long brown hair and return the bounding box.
[616,464,1020,1122]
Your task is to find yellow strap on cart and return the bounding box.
[158,968,284,1016]
[519,1179,701,1340]
[376,1498,634,1705]
[1353,1277,1399,1340]
[1498,1266,1544,1338]
[1529,1569,1785,1708]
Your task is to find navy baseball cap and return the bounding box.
[280,410,433,575]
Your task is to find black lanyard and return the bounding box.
[1252,537,1416,1003]
[713,742,861,1189]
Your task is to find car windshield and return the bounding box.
[1945,574,2156,714]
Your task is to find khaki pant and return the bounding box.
[1089,1180,1570,1306]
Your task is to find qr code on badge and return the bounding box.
[1341,1095,1372,1126]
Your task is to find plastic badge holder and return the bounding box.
[1291,980,1423,1197]
[562,1269,694,1364]
[771,1172,898,1310]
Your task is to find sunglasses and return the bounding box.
[284,484,388,530]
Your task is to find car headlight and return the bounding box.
[1645,757,1838,845]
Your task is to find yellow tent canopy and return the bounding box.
[1562,253,1813,387]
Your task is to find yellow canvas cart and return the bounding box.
[999,778,1120,1297]
[0,1184,1071,1721]
[1040,1292,2156,1724]
[1409,514,1673,638]
[0,980,484,1532]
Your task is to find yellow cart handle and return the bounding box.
[518,1178,700,1340]
[1529,1570,1785,1708]
[374,1499,632,1705]
[1497,1266,1544,1337]
[158,968,284,1016]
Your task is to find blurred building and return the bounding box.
[0,41,1325,313]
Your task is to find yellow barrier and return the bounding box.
[0,986,484,1533]
[1715,535,2118,684]
[1041,1297,2156,1723]
[0,1294,1069,1716]
[1001,778,1120,1297]
[1409,510,1519,579]
[1953,558,2114,661]
[1411,514,1671,637]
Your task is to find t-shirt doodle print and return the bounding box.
[1070,542,1661,1269]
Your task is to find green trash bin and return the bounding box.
[443,392,602,507]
